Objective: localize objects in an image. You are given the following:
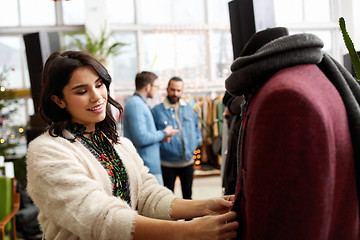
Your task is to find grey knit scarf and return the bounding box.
[225,33,324,96]
[225,32,360,212]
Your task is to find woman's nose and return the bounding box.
[90,88,103,102]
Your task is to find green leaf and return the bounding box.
[63,26,128,63]
[339,17,360,80]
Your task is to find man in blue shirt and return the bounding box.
[123,71,178,184]
[152,76,202,199]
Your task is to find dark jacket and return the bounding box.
[226,28,359,239]
[234,64,358,239]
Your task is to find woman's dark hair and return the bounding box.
[39,50,123,143]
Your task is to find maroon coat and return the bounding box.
[234,64,359,239]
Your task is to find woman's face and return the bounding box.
[51,66,108,131]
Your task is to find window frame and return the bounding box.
[0,0,351,121]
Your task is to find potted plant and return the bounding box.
[339,17,360,81]
[64,26,127,65]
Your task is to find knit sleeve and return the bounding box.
[117,137,177,220]
[26,133,138,240]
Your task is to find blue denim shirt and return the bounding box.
[123,94,166,174]
[152,98,202,163]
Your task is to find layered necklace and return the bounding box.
[70,123,131,206]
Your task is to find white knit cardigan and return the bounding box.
[26,130,176,240]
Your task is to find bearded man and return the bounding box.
[151,76,202,200]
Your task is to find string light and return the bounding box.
[0,66,27,157]
[193,148,202,166]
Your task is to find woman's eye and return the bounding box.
[96,82,104,88]
[76,90,86,95]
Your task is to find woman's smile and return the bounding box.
[88,103,105,113]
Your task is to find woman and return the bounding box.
[26,51,238,240]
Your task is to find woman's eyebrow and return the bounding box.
[71,77,102,90]
[71,84,87,90]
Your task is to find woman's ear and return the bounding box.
[51,95,66,109]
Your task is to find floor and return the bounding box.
[174,174,223,200]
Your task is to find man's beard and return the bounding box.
[167,95,180,104]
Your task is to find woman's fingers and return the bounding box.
[223,195,235,202]
[218,212,239,240]
[218,211,237,223]
[222,220,239,233]
[221,229,238,240]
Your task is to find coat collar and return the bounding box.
[163,97,186,110]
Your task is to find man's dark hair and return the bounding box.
[168,76,183,87]
[135,71,158,90]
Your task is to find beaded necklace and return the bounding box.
[69,123,131,205]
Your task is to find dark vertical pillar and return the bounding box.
[228,0,276,60]
[223,0,276,195]
[23,32,60,143]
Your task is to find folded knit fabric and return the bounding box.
[226,33,324,96]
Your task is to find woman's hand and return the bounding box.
[185,211,238,240]
[170,195,235,220]
[133,211,238,240]
[203,195,235,216]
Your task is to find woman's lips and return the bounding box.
[88,103,104,113]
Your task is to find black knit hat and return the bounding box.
[240,27,289,57]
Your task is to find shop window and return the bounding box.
[274,0,334,59]
[63,0,86,25]
[138,0,172,24]
[274,0,303,24]
[111,33,137,83]
[175,33,207,79]
[142,32,207,86]
[143,33,175,80]
[208,0,231,25]
[19,0,55,26]
[0,36,29,89]
[173,0,205,24]
[107,0,134,24]
[137,0,204,24]
[211,31,233,79]
[304,0,330,23]
[0,0,19,27]
[274,0,331,24]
